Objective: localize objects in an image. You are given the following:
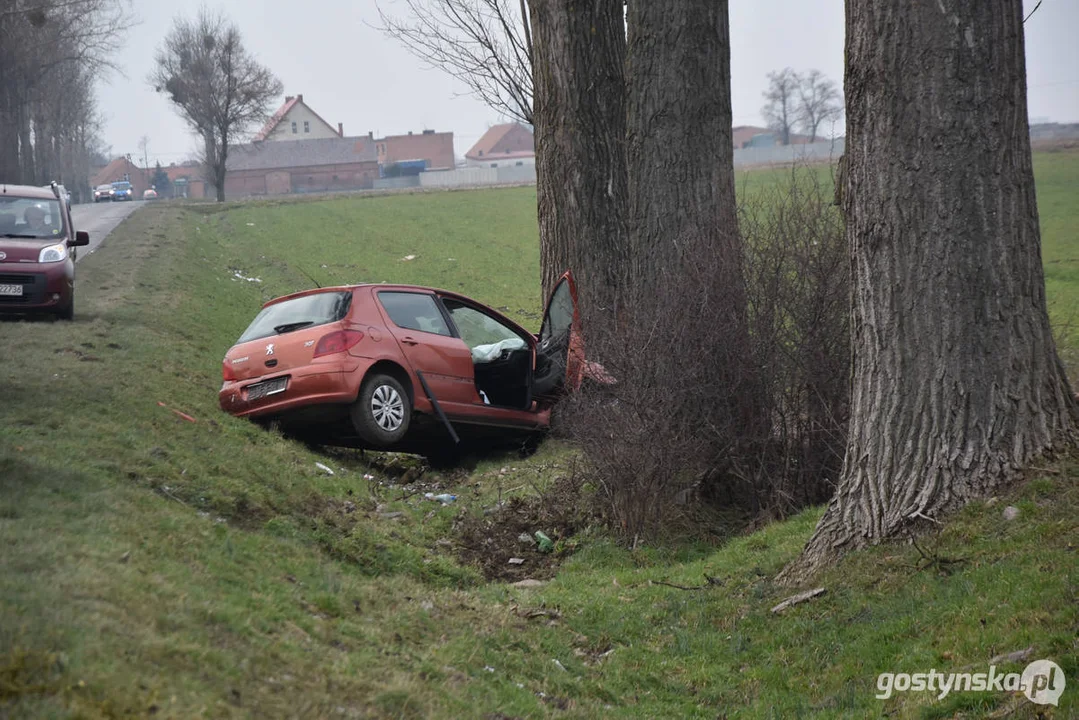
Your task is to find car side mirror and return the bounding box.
[70,230,90,247]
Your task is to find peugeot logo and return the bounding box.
[0,252,6,261]
[265,343,275,356]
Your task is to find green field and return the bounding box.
[1,153,1077,718]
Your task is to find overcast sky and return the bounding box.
[97,0,1078,166]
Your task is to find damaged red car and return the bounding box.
[219,272,599,455]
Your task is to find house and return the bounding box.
[225,136,379,196]
[90,157,150,196]
[374,129,455,175]
[255,94,344,142]
[465,123,535,168]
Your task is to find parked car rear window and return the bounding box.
[378,291,451,336]
[236,291,352,343]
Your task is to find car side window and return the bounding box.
[442,299,522,350]
[378,291,451,336]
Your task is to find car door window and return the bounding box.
[442,300,521,350]
[378,291,451,336]
[540,278,574,346]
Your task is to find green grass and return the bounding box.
[2,156,1078,718]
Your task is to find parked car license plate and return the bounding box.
[0,284,22,296]
[246,377,288,400]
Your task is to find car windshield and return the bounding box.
[236,291,352,343]
[112,183,131,190]
[0,196,66,239]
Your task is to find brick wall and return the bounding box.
[224,161,380,197]
[379,132,455,170]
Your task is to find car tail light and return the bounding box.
[222,358,236,382]
[314,330,364,358]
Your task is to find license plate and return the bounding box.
[246,376,287,400]
[0,284,22,297]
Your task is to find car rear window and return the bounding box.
[236,291,352,343]
[378,291,451,336]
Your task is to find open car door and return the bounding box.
[532,271,583,402]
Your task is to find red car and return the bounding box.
[0,184,90,320]
[219,272,594,455]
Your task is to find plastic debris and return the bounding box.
[424,492,457,504]
[157,401,196,423]
[508,557,525,565]
[401,254,417,261]
[534,531,554,553]
[315,462,335,475]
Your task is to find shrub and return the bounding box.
[562,168,848,542]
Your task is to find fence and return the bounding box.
[733,138,845,167]
[419,164,536,189]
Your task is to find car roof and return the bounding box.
[262,283,492,308]
[260,283,538,338]
[1,184,58,200]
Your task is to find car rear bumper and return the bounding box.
[219,356,373,418]
[0,261,74,313]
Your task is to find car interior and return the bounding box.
[442,298,534,410]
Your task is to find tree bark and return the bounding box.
[625,0,740,283]
[529,0,627,313]
[780,0,1078,585]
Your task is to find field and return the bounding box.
[1,153,1077,718]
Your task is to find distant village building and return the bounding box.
[375,129,455,176]
[254,94,344,142]
[225,136,379,196]
[216,95,458,196]
[465,123,535,168]
[91,157,150,196]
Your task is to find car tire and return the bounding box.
[56,292,74,321]
[351,373,411,448]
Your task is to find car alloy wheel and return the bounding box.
[371,384,404,432]
[351,373,411,448]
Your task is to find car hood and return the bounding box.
[0,238,54,263]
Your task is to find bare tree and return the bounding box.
[376,0,533,124]
[150,9,282,202]
[779,0,1078,585]
[0,0,131,187]
[761,67,799,145]
[796,69,841,142]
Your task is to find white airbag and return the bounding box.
[471,336,527,363]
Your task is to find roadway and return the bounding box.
[70,199,145,261]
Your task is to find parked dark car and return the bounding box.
[0,184,90,320]
[219,272,606,456]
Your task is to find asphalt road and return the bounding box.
[70,199,144,261]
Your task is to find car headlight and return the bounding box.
[38,243,68,263]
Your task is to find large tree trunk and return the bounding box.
[624,0,757,446]
[625,0,740,282]
[529,0,627,313]
[780,0,1078,585]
